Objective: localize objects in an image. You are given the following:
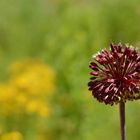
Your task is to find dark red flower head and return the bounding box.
[88,43,140,105]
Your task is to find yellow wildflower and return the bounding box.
[9,59,56,96]
[0,84,18,115]
[26,99,50,117]
[0,59,55,117]
[0,84,17,102]
[1,131,23,140]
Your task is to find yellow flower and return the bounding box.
[16,94,28,105]
[0,84,17,102]
[26,99,51,117]
[9,59,56,96]
[0,84,18,115]
[38,104,51,117]
[1,131,23,140]
[0,59,55,117]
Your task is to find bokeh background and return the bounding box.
[0,0,140,140]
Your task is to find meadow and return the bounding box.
[0,0,140,139]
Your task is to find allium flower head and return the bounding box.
[88,43,140,105]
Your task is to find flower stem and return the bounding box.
[119,102,126,140]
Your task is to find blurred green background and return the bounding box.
[0,0,140,140]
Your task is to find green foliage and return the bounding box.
[0,0,140,140]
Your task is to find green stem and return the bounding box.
[119,102,126,140]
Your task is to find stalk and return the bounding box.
[119,102,126,140]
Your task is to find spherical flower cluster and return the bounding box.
[88,43,140,105]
